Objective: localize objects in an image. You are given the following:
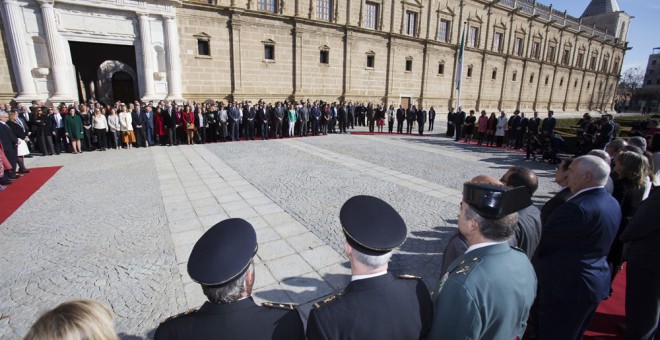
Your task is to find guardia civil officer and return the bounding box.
[429,181,537,340]
[306,195,433,340]
[154,218,304,340]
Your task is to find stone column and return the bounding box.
[37,0,71,101]
[163,15,183,100]
[293,26,303,96]
[138,13,156,100]
[1,0,38,102]
[230,12,244,97]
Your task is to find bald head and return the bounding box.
[470,175,503,186]
[567,155,611,193]
[501,167,538,196]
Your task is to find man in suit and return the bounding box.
[273,102,285,138]
[621,187,660,340]
[453,107,466,141]
[306,195,433,340]
[155,218,304,339]
[541,110,556,137]
[0,112,18,179]
[416,106,426,135]
[428,106,436,131]
[347,102,355,129]
[144,105,155,146]
[446,108,455,137]
[194,107,208,144]
[299,103,309,137]
[406,105,416,134]
[396,105,406,134]
[133,106,147,147]
[536,155,621,340]
[243,102,256,140]
[228,102,241,141]
[337,102,347,133]
[500,166,542,259]
[257,103,269,140]
[429,181,536,340]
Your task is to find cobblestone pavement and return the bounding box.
[0,128,559,338]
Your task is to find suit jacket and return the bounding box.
[430,243,536,340]
[0,122,18,156]
[453,111,466,125]
[507,204,542,259]
[307,273,432,340]
[154,297,304,340]
[542,117,556,135]
[194,113,207,128]
[536,187,621,302]
[620,187,660,272]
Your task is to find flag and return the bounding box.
[455,24,466,91]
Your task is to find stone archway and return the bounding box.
[97,60,139,104]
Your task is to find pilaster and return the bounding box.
[0,0,38,102]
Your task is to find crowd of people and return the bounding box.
[20,129,660,339]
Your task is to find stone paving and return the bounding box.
[0,127,560,339]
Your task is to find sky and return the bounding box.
[549,0,659,72]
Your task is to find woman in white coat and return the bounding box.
[495,111,507,147]
[118,106,135,149]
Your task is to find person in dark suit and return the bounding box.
[453,107,466,141]
[306,195,433,340]
[299,103,309,136]
[194,107,208,144]
[621,185,660,340]
[396,105,406,134]
[243,103,256,140]
[273,102,285,138]
[541,110,556,137]
[144,105,155,146]
[229,103,241,141]
[406,105,416,134]
[132,106,147,147]
[154,218,304,340]
[446,108,455,137]
[536,155,621,340]
[428,106,436,131]
[310,103,321,136]
[257,103,269,140]
[416,106,426,135]
[430,181,536,339]
[500,167,542,260]
[0,111,19,179]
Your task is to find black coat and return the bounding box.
[154,297,304,340]
[307,273,433,340]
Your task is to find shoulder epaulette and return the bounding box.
[312,294,339,309]
[451,256,483,276]
[510,246,525,253]
[399,274,422,280]
[261,302,296,310]
[162,308,198,323]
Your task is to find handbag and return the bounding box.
[187,124,195,131]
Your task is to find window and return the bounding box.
[264,45,275,60]
[613,61,619,73]
[547,45,556,63]
[405,59,413,72]
[531,41,540,59]
[258,0,277,12]
[653,60,657,65]
[317,0,332,21]
[467,66,473,78]
[365,2,379,29]
[529,73,534,83]
[491,69,497,80]
[438,63,445,75]
[493,32,503,52]
[366,54,375,68]
[320,50,329,64]
[438,20,450,43]
[562,49,570,65]
[574,79,578,88]
[587,81,590,89]
[468,27,479,48]
[590,55,597,70]
[559,77,564,86]
[197,40,210,56]
[545,75,549,85]
[577,52,584,68]
[513,37,523,56]
[512,71,517,82]
[602,58,609,73]
[405,11,417,36]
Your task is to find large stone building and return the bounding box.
[0,0,630,112]
[643,48,660,89]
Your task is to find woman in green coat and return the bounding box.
[64,107,84,154]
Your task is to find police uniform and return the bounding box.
[154,218,304,340]
[306,195,433,340]
[428,183,537,340]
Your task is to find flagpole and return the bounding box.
[456,22,467,112]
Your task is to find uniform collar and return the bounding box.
[344,272,395,293]
[197,296,258,315]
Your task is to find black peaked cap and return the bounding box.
[340,195,407,256]
[462,182,532,219]
[187,218,258,286]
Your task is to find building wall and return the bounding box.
[0,13,17,102]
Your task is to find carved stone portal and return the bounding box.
[96,60,139,104]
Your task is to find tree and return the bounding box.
[615,67,645,110]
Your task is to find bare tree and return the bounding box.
[615,67,645,110]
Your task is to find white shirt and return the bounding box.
[466,241,505,253]
[566,186,602,201]
[351,270,387,282]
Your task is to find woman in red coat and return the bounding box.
[486,112,497,147]
[182,105,195,145]
[154,107,167,145]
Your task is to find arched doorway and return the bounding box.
[112,71,135,104]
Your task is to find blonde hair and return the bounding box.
[24,300,118,340]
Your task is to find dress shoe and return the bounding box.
[9,175,19,179]
[18,169,30,174]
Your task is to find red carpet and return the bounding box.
[585,263,627,339]
[0,166,61,224]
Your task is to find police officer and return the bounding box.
[306,195,433,340]
[429,181,536,340]
[154,218,304,339]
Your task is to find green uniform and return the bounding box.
[429,242,536,340]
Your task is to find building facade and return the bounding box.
[0,0,630,113]
[643,48,660,89]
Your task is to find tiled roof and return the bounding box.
[582,0,621,17]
